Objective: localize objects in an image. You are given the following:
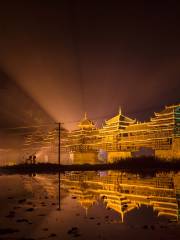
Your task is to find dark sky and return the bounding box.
[0,0,180,131]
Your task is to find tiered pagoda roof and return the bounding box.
[100,108,136,136]
[149,104,180,141]
[104,108,136,130]
[151,104,180,126]
[78,113,96,130]
[66,113,100,152]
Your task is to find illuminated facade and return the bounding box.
[123,104,180,160]
[150,104,180,159]
[22,104,180,163]
[23,126,69,164]
[66,104,180,162]
[99,108,136,161]
[65,113,100,164]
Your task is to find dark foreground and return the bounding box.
[1,158,180,174]
[0,170,180,240]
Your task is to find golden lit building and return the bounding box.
[64,104,180,163]
[107,104,180,160]
[120,122,151,150]
[66,113,101,164]
[23,126,69,164]
[23,103,180,163]
[150,104,180,159]
[122,104,180,159]
[99,108,136,162]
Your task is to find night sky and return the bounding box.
[0,0,180,132]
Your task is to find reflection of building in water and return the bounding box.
[61,171,180,222]
[61,172,99,214]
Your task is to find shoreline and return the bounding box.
[1,158,180,174]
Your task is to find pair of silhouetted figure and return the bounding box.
[26,155,36,164]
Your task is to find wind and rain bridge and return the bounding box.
[23,104,180,164]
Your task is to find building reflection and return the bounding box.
[61,171,180,222]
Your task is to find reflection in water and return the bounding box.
[32,171,180,222]
[60,171,180,222]
[1,171,180,239]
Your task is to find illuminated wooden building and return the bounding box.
[122,104,180,160]
[150,104,180,159]
[99,108,136,161]
[23,104,180,164]
[23,126,69,164]
[119,122,151,151]
[66,113,100,164]
[64,104,180,162]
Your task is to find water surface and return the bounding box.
[0,170,180,239]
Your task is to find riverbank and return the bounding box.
[1,157,180,174]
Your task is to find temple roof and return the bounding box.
[103,107,136,129]
[154,104,180,117]
[78,113,95,129]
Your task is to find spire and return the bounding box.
[119,106,122,115]
[84,112,87,120]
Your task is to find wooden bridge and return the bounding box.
[22,104,180,163]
